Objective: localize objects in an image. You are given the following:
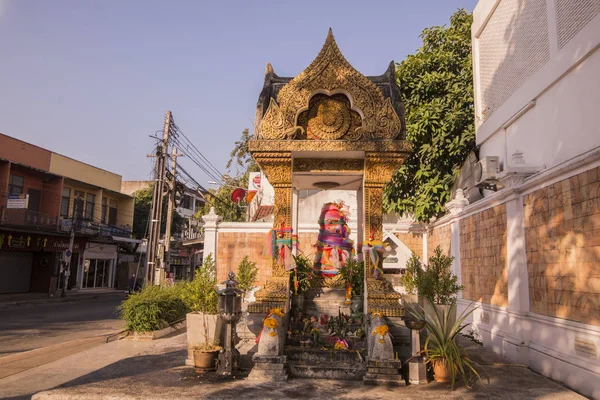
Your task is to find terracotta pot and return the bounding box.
[193,349,219,371]
[432,360,452,383]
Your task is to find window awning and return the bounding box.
[111,236,143,244]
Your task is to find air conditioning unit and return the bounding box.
[474,156,500,190]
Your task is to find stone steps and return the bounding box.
[363,358,406,386]
[288,361,367,380]
[286,347,366,364]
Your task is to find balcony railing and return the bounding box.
[59,218,132,238]
[1,209,58,230]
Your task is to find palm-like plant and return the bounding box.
[409,300,484,390]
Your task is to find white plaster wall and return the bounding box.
[297,190,358,226]
[480,47,600,170]
[474,0,600,182]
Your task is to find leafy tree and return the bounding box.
[236,255,258,295]
[132,186,185,239]
[384,9,475,222]
[199,128,260,222]
[226,128,259,175]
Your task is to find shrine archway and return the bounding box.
[248,29,411,317]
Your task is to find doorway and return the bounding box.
[83,259,112,288]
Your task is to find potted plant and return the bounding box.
[338,258,364,315]
[402,246,463,324]
[181,254,220,369]
[290,254,314,312]
[236,255,258,306]
[408,300,483,389]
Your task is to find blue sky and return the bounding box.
[0,0,477,187]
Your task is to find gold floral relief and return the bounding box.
[293,158,363,172]
[261,29,403,141]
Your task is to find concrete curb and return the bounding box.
[0,330,125,381]
[0,291,126,309]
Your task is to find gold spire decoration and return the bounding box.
[259,29,402,140]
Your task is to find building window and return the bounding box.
[101,197,107,224]
[8,174,24,195]
[60,188,71,217]
[85,193,95,220]
[73,191,84,219]
[181,195,192,210]
[108,207,117,226]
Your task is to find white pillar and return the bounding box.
[446,189,469,295]
[421,231,428,264]
[357,184,364,247]
[202,207,221,262]
[504,195,531,365]
[506,196,530,313]
[292,188,299,256]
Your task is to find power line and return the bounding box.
[169,125,224,184]
[172,124,223,180]
[169,135,223,185]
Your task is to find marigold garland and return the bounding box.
[371,325,389,337]
[269,308,285,318]
[264,317,279,330]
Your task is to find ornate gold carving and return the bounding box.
[260,99,286,139]
[311,274,346,289]
[254,278,289,302]
[260,29,403,140]
[293,158,363,172]
[364,153,406,187]
[307,96,351,140]
[249,139,412,153]
[253,153,292,188]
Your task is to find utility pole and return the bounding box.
[164,146,182,279]
[146,111,171,286]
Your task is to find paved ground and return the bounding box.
[12,332,585,400]
[0,291,125,357]
[0,291,125,384]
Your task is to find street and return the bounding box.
[0,293,125,357]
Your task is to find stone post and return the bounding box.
[446,189,469,290]
[202,207,221,262]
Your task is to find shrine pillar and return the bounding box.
[248,152,292,313]
[363,153,406,317]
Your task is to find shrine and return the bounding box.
[248,29,411,316]
[246,29,413,382]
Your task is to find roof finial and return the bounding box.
[265,62,274,75]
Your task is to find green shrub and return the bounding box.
[236,255,258,294]
[119,284,188,333]
[291,254,315,295]
[181,254,218,314]
[401,246,463,304]
[338,258,364,297]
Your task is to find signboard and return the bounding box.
[7,194,29,209]
[248,172,261,192]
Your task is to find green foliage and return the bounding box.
[403,246,463,304]
[199,128,260,223]
[400,252,423,295]
[181,254,218,314]
[236,255,258,294]
[409,300,483,390]
[119,284,188,333]
[385,9,475,222]
[338,258,364,297]
[226,128,259,175]
[291,254,315,295]
[132,186,185,239]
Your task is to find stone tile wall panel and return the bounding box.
[524,166,600,326]
[459,205,508,306]
[395,232,423,259]
[427,224,451,259]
